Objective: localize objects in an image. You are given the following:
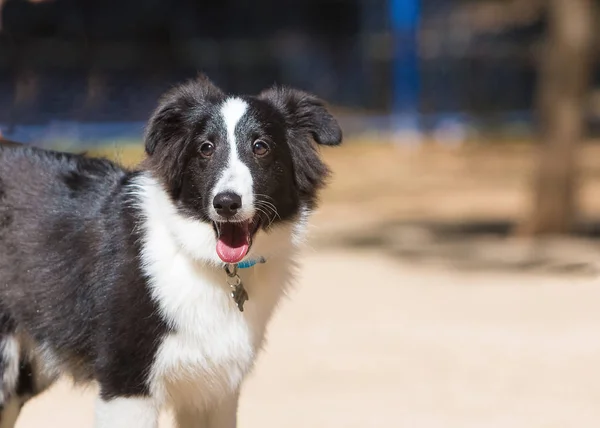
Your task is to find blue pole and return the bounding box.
[390,0,420,134]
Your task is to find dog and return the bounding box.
[0,137,21,148]
[0,75,342,427]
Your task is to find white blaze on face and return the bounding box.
[211,97,255,220]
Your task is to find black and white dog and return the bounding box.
[0,75,342,427]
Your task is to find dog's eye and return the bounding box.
[252,140,270,157]
[200,141,215,158]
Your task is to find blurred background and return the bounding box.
[3,0,600,427]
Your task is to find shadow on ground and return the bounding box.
[315,219,600,276]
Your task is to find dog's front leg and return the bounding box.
[174,406,208,428]
[206,391,239,428]
[95,396,158,428]
[174,391,238,428]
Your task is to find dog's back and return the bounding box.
[0,138,21,148]
[0,146,128,263]
[0,143,134,310]
[0,146,146,418]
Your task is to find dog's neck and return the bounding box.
[131,171,302,335]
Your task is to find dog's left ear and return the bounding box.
[258,87,342,209]
[258,87,342,146]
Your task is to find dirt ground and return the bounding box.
[15,249,600,428]
[313,142,600,235]
[14,142,600,427]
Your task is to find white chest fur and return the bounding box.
[148,255,289,409]
[132,174,301,410]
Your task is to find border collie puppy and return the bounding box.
[0,75,342,427]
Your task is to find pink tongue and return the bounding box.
[216,222,250,264]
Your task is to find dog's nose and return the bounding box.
[213,192,242,218]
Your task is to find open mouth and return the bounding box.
[213,218,261,264]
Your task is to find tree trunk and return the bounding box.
[523,0,595,235]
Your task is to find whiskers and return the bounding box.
[254,194,280,229]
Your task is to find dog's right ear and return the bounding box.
[145,74,223,156]
[144,75,224,198]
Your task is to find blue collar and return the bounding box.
[236,257,266,269]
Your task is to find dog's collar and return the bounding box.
[236,256,266,269]
[223,257,266,312]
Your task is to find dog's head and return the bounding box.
[143,75,342,264]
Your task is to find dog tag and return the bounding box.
[225,264,249,312]
[231,283,249,312]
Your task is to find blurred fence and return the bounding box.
[0,0,596,146]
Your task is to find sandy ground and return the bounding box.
[14,248,600,428]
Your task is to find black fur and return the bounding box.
[15,360,34,398]
[258,86,342,209]
[0,75,342,419]
[0,147,168,400]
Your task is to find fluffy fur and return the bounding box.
[0,75,341,427]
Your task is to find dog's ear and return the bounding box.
[258,87,342,147]
[145,74,223,156]
[258,87,342,209]
[144,75,224,198]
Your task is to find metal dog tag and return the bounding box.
[224,264,248,312]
